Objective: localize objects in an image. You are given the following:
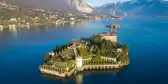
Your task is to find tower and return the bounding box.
[75,56,83,71]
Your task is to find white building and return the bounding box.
[75,56,83,71]
[117,48,122,53]
[9,24,16,28]
[48,52,55,56]
[0,26,3,31]
[95,32,117,42]
[70,18,75,21]
[10,18,17,22]
[0,25,3,28]
[101,56,117,62]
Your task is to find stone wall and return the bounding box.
[83,63,127,70]
[40,66,77,77]
[40,68,66,77]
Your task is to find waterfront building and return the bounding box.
[75,56,83,71]
[0,25,3,28]
[9,24,16,28]
[70,17,75,21]
[10,18,17,22]
[0,26,3,31]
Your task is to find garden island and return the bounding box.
[40,29,130,77]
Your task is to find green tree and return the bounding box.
[118,53,127,62]
[112,29,117,34]
[44,54,50,63]
[91,35,102,44]
[79,47,87,57]
[96,47,100,56]
[123,44,129,53]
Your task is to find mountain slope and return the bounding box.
[96,0,168,16]
[5,0,92,13]
[70,0,92,13]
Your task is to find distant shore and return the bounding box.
[0,20,83,29]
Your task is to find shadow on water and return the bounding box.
[40,66,128,84]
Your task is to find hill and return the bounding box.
[5,0,93,13]
[95,0,168,16]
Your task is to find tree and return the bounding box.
[53,48,57,53]
[91,35,102,44]
[117,42,122,48]
[123,44,129,53]
[118,53,127,62]
[112,29,117,34]
[51,56,57,62]
[79,47,87,57]
[96,47,100,56]
[44,54,50,63]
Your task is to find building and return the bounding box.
[117,48,122,53]
[48,52,55,57]
[0,25,3,31]
[75,56,83,71]
[95,32,117,42]
[10,18,17,22]
[9,24,16,28]
[70,17,75,21]
[112,24,120,29]
[0,25,3,28]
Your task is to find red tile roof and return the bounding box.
[94,32,116,37]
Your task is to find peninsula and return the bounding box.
[40,31,130,77]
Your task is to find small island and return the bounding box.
[40,31,130,77]
[106,24,120,29]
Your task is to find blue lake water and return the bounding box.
[0,18,168,84]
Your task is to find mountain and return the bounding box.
[96,0,168,16]
[95,3,116,15]
[70,0,92,13]
[5,0,92,13]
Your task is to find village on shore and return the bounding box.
[0,0,123,31]
[40,26,130,77]
[0,0,103,29]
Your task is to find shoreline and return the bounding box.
[0,20,83,29]
[39,62,129,77]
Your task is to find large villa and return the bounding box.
[40,31,130,77]
[94,32,117,42]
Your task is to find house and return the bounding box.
[70,18,75,21]
[48,52,55,56]
[10,18,17,22]
[95,32,117,42]
[75,56,83,71]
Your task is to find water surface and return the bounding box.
[0,18,168,84]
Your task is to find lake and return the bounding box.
[0,18,168,84]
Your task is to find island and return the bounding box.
[39,31,130,77]
[106,24,120,29]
